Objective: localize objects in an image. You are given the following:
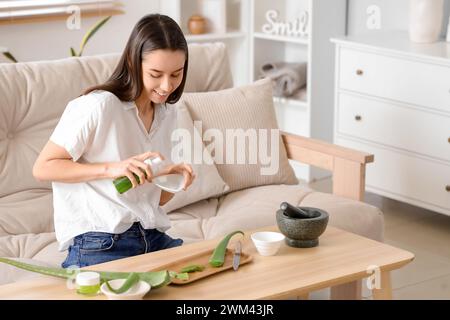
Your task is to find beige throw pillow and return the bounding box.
[162,104,230,213]
[179,78,298,193]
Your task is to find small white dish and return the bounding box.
[100,279,151,300]
[251,231,285,256]
[152,174,185,193]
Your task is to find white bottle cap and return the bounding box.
[76,272,100,286]
[144,157,162,166]
[151,157,162,165]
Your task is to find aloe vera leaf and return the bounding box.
[175,272,189,281]
[93,270,170,289]
[2,51,18,63]
[180,264,205,273]
[168,271,189,281]
[78,16,111,56]
[134,271,171,289]
[208,230,244,267]
[105,272,140,294]
[0,257,76,279]
[0,257,171,289]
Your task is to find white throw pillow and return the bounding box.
[162,104,230,213]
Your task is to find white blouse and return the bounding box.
[50,90,177,251]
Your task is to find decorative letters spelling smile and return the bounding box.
[262,10,309,37]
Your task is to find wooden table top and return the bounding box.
[0,226,414,300]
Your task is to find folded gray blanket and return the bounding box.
[259,61,307,97]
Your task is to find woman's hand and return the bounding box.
[163,163,195,191]
[106,151,164,189]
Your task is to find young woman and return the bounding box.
[33,14,195,268]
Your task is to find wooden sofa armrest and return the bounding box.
[281,131,374,202]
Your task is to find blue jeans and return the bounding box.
[61,222,183,268]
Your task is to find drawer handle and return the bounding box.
[356,69,364,76]
[446,185,450,192]
[355,115,362,121]
[448,137,450,144]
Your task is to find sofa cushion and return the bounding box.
[300,192,385,242]
[185,42,233,92]
[179,78,298,193]
[0,232,66,285]
[166,198,220,244]
[0,43,233,236]
[202,184,313,239]
[0,232,59,259]
[169,184,383,243]
[0,190,54,237]
[0,258,60,286]
[162,104,230,213]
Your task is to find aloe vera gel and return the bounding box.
[76,272,100,296]
[113,157,163,194]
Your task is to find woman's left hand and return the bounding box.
[163,163,195,191]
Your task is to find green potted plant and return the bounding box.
[70,16,111,57]
[1,15,111,63]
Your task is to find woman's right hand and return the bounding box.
[106,151,164,189]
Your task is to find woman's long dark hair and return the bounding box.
[84,14,188,104]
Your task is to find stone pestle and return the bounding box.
[280,202,317,219]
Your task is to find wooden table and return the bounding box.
[0,226,414,300]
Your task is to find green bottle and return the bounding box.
[113,157,163,194]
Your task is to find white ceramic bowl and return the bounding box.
[251,231,285,256]
[100,279,151,300]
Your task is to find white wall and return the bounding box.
[347,0,450,36]
[0,0,159,63]
[2,1,450,63]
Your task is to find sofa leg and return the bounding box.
[330,280,362,300]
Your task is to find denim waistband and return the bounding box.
[120,222,157,238]
[75,222,157,242]
[128,222,145,232]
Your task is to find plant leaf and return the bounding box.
[70,47,78,57]
[105,272,140,294]
[175,272,189,281]
[79,16,111,56]
[3,51,18,63]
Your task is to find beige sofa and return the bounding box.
[0,43,383,289]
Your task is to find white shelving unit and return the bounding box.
[159,0,250,87]
[251,0,347,182]
[159,0,347,182]
[253,32,310,45]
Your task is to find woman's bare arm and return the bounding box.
[32,141,163,187]
[32,141,109,183]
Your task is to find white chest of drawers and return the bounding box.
[331,32,450,216]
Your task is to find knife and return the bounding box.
[232,241,241,271]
